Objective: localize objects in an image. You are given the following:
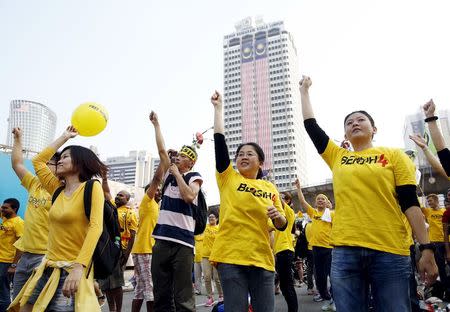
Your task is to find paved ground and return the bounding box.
[101,270,325,311]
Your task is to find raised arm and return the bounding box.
[423,99,446,151]
[101,171,113,202]
[211,91,230,173]
[299,76,315,120]
[410,134,447,178]
[294,178,309,214]
[147,111,167,199]
[11,128,28,181]
[32,126,77,194]
[150,111,170,173]
[299,76,330,154]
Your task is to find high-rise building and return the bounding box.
[403,109,450,169]
[223,17,308,190]
[6,100,57,153]
[105,150,153,187]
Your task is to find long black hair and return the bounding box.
[60,145,108,182]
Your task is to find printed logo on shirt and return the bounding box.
[431,214,444,219]
[237,183,276,201]
[28,196,48,208]
[340,154,388,167]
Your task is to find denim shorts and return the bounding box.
[27,267,74,312]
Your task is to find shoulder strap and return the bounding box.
[83,180,96,220]
[51,186,65,204]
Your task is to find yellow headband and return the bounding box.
[179,146,197,162]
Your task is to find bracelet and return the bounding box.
[424,116,438,122]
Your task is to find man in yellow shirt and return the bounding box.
[422,193,449,300]
[10,127,59,300]
[0,198,24,311]
[99,186,138,312]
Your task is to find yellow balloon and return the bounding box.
[71,102,108,137]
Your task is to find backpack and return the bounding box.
[162,173,207,235]
[52,179,122,279]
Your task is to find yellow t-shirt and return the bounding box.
[131,194,159,254]
[32,147,104,267]
[422,207,446,242]
[297,211,304,219]
[21,172,51,254]
[194,234,204,263]
[305,204,333,249]
[274,204,295,254]
[117,205,139,250]
[209,164,285,272]
[202,224,220,259]
[305,222,313,251]
[0,216,24,262]
[321,140,417,256]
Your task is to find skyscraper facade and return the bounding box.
[6,100,57,153]
[223,17,307,190]
[105,150,153,187]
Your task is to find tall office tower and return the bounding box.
[223,17,308,190]
[403,109,450,169]
[6,100,57,153]
[105,150,153,187]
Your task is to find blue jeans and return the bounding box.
[217,264,274,312]
[0,262,12,312]
[331,247,411,312]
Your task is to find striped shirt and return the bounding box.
[152,171,203,248]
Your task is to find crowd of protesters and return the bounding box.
[0,77,449,312]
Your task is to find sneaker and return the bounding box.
[194,288,201,295]
[218,295,224,302]
[321,300,336,311]
[307,288,316,295]
[313,294,323,302]
[205,297,214,307]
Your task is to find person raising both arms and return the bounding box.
[299,75,438,312]
[208,91,287,312]
[9,126,107,312]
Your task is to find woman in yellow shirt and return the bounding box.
[299,76,438,312]
[295,179,333,310]
[11,126,107,312]
[209,91,287,312]
[201,213,222,307]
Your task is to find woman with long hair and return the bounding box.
[10,126,107,312]
[208,91,287,312]
[299,76,438,312]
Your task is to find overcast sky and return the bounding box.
[1,0,449,204]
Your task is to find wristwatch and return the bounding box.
[419,243,436,252]
[10,263,17,268]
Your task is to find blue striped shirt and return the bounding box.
[152,171,202,248]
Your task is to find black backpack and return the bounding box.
[162,173,207,235]
[52,179,122,279]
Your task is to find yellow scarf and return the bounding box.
[8,258,100,312]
